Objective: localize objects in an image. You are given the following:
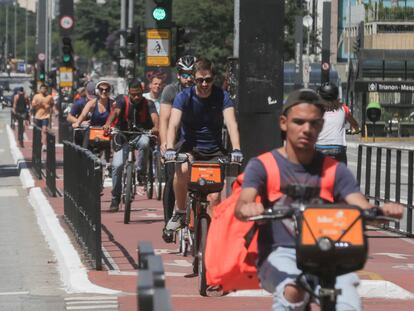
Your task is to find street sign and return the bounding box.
[59,67,73,87]
[60,15,74,30]
[38,53,46,61]
[146,29,171,67]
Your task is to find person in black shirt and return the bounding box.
[104,78,159,211]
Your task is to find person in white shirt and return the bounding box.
[316,83,360,165]
[143,74,163,114]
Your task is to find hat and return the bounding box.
[283,88,324,114]
[85,81,96,100]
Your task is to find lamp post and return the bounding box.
[303,14,313,88]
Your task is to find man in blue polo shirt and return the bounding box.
[163,57,243,240]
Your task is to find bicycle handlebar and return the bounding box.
[164,152,242,166]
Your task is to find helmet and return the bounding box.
[176,55,197,72]
[317,82,339,101]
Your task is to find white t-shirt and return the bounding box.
[317,104,350,146]
[143,92,160,114]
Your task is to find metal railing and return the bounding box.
[137,241,172,311]
[357,144,413,237]
[45,131,57,197]
[63,141,102,270]
[32,125,42,180]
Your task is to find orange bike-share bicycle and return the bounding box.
[247,184,396,311]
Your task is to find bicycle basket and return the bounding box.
[296,205,368,277]
[89,127,110,147]
[189,161,224,194]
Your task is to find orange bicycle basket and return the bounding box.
[89,127,110,142]
[189,162,223,194]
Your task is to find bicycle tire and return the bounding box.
[124,163,134,224]
[197,216,210,296]
[155,151,163,200]
[146,152,154,199]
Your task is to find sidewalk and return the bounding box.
[10,122,414,311]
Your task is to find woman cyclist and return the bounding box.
[315,82,360,165]
[73,80,115,162]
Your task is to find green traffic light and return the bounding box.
[39,73,45,80]
[152,6,167,21]
[63,55,71,63]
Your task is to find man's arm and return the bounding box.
[346,113,360,132]
[12,94,17,113]
[103,107,120,130]
[159,103,172,153]
[345,192,403,218]
[235,188,264,220]
[166,108,182,149]
[73,100,94,128]
[150,112,159,135]
[223,107,241,150]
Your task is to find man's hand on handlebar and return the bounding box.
[380,202,404,219]
[150,127,159,136]
[230,149,244,163]
[164,149,177,162]
[235,202,265,221]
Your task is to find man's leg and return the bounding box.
[134,135,150,183]
[41,124,48,151]
[110,144,129,212]
[333,273,361,311]
[162,162,175,224]
[17,115,24,147]
[258,247,309,311]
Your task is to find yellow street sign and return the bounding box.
[59,67,73,87]
[146,29,171,67]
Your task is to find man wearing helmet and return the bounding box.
[159,55,197,226]
[163,57,243,241]
[316,82,360,164]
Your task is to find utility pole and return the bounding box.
[5,4,9,66]
[321,1,331,84]
[14,0,17,59]
[25,0,28,69]
[236,0,285,163]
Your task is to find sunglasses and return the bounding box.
[180,73,193,79]
[99,87,110,93]
[195,77,213,84]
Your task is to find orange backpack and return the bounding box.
[205,151,338,292]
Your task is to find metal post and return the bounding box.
[347,0,351,74]
[25,0,28,69]
[294,16,303,89]
[5,5,9,65]
[384,149,391,201]
[407,151,413,234]
[356,144,363,186]
[14,0,17,58]
[374,148,382,206]
[120,0,126,59]
[365,146,372,197]
[321,1,331,84]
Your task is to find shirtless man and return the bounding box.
[31,84,55,151]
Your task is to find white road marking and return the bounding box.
[66,306,117,310]
[107,270,186,277]
[0,188,19,197]
[392,264,414,271]
[0,291,29,296]
[164,259,192,267]
[374,253,412,260]
[64,297,118,301]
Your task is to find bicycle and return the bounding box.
[167,153,240,296]
[153,145,164,201]
[247,184,395,311]
[111,128,157,224]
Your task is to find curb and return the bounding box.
[6,123,120,295]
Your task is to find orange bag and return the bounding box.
[205,152,338,292]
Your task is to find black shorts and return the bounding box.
[175,141,227,161]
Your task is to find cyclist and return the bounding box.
[67,81,96,145]
[235,88,403,311]
[316,82,360,164]
[163,57,243,241]
[72,80,114,163]
[159,55,197,225]
[143,73,163,114]
[104,78,159,212]
[31,84,55,152]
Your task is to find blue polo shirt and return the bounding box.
[172,85,233,152]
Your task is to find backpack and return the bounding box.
[205,151,338,292]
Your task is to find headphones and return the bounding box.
[95,80,112,96]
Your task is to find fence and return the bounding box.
[45,131,57,197]
[63,141,103,270]
[137,241,172,311]
[32,126,42,180]
[357,144,413,237]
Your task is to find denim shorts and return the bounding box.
[34,118,49,128]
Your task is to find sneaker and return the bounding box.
[42,145,46,152]
[109,197,120,212]
[165,212,186,231]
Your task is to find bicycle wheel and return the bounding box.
[197,216,210,296]
[124,163,134,224]
[146,151,154,199]
[154,151,163,200]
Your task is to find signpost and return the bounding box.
[146,29,171,67]
[59,67,73,88]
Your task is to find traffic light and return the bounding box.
[38,61,46,81]
[176,26,195,56]
[145,0,172,28]
[125,27,140,60]
[62,37,74,67]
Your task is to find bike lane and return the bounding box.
[11,124,414,311]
